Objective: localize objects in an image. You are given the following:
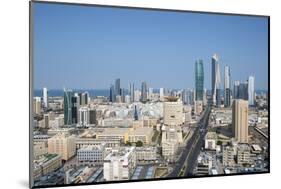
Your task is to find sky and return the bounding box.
[33,2,269,90]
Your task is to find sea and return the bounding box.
[33,89,268,98]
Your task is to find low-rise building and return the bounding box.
[205,132,217,150]
[135,147,157,161]
[237,144,251,166]
[77,144,106,163]
[48,133,76,161]
[222,146,235,167]
[103,147,136,181]
[33,154,62,180]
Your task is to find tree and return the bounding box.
[216,140,223,146]
[125,141,132,146]
[136,140,143,147]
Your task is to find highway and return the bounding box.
[167,106,211,178]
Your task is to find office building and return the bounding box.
[224,65,231,107]
[211,54,221,106]
[232,99,249,143]
[159,88,164,101]
[42,87,48,108]
[77,144,106,163]
[43,113,50,128]
[33,97,41,115]
[141,81,148,103]
[238,82,248,100]
[130,83,135,102]
[163,96,184,126]
[64,89,74,125]
[233,81,240,99]
[103,147,136,181]
[195,59,204,101]
[115,78,121,97]
[248,76,255,106]
[109,84,115,102]
[47,133,76,161]
[135,147,157,161]
[78,107,90,127]
[78,92,89,106]
[89,109,97,125]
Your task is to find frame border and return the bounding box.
[29,1,270,188]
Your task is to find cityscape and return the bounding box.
[31,2,269,188]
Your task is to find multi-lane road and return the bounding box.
[167,106,211,178]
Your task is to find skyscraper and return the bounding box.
[195,59,204,101]
[232,99,249,143]
[129,83,134,102]
[233,81,240,99]
[42,87,48,108]
[211,54,221,106]
[248,76,255,106]
[109,84,115,102]
[115,78,121,97]
[141,82,148,103]
[238,82,248,100]
[224,65,231,107]
[64,89,74,125]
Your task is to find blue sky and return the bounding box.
[33,2,268,90]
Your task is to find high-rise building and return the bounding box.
[163,97,184,126]
[148,87,153,100]
[238,82,248,100]
[115,78,121,97]
[89,109,97,125]
[141,82,148,103]
[64,89,74,125]
[232,99,249,143]
[233,81,240,99]
[109,85,115,102]
[224,65,231,107]
[43,113,50,128]
[195,59,204,101]
[78,107,90,127]
[33,97,41,115]
[42,87,48,108]
[71,94,78,124]
[248,76,255,106]
[159,88,164,101]
[211,54,221,106]
[130,83,135,102]
[78,92,89,106]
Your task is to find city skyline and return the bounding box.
[34,3,268,90]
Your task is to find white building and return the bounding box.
[159,88,164,101]
[248,76,255,106]
[43,87,48,108]
[78,107,90,127]
[103,147,136,181]
[135,147,157,161]
[204,132,217,150]
[77,144,106,163]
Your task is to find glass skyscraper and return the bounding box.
[195,59,204,101]
[64,89,74,125]
[211,54,221,106]
[141,81,148,103]
[224,65,231,107]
